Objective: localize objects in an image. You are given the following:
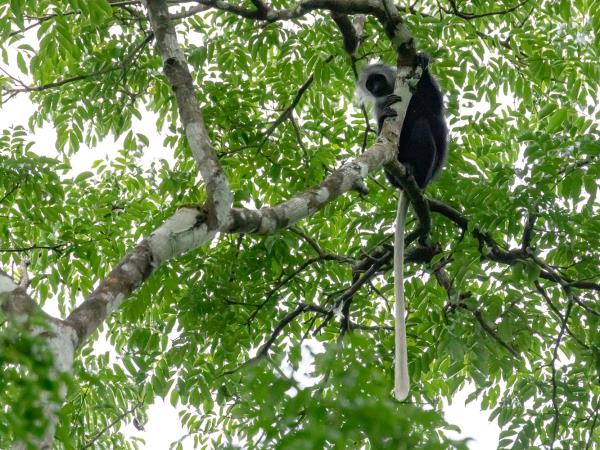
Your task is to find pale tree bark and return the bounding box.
[1,272,77,450]
[2,0,419,447]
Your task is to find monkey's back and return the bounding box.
[386,70,448,189]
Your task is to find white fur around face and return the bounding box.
[0,273,17,293]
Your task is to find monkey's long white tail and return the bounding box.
[394,191,409,401]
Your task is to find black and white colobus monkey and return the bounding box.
[357,54,448,401]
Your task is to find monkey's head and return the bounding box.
[356,55,432,104]
[363,65,396,97]
[356,63,397,104]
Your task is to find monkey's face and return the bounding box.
[357,63,397,103]
[366,73,394,97]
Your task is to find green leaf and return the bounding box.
[74,171,94,183]
[16,52,27,74]
[547,109,568,132]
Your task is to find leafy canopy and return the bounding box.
[0,0,599,449]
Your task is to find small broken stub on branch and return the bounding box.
[352,178,369,195]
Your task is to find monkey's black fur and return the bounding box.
[358,55,447,188]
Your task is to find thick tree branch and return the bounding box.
[385,162,432,238]
[522,210,538,251]
[145,0,232,228]
[18,260,30,289]
[0,270,46,323]
[330,12,361,55]
[444,0,529,20]
[169,0,413,61]
[226,149,387,233]
[186,0,387,23]
[2,270,76,450]
[66,240,155,347]
[427,199,600,292]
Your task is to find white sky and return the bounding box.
[0,71,499,450]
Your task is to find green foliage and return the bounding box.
[0,313,60,448]
[216,335,468,449]
[1,0,599,449]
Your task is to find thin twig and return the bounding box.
[80,401,142,450]
[549,296,574,449]
[258,55,335,150]
[585,402,599,450]
[224,303,329,375]
[470,309,520,359]
[534,281,588,349]
[445,0,529,19]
